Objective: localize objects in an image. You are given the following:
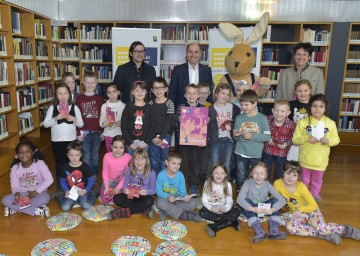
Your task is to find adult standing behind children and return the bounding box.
[275,42,324,100]
[169,42,214,109]
[113,41,156,104]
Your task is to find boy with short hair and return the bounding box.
[173,84,204,194]
[198,81,212,107]
[262,99,296,181]
[233,89,271,190]
[58,141,96,211]
[75,70,104,183]
[156,150,201,222]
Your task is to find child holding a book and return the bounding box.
[57,141,96,211]
[100,84,126,152]
[200,162,240,238]
[108,149,156,220]
[237,162,287,243]
[62,72,79,103]
[2,142,53,217]
[148,77,175,175]
[44,83,83,195]
[121,80,153,155]
[100,135,131,204]
[156,150,201,222]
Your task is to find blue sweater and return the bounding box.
[156,170,187,199]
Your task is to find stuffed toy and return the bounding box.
[218,12,271,102]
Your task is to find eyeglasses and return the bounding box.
[152,87,166,91]
[133,50,146,55]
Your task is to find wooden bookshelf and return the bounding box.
[338,23,360,145]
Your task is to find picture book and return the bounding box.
[127,184,141,199]
[59,102,69,116]
[12,193,31,209]
[257,203,271,218]
[179,106,208,146]
[106,107,116,125]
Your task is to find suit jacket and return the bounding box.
[113,61,156,104]
[169,63,214,108]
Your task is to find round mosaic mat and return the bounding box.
[151,220,187,241]
[31,238,76,256]
[153,240,196,256]
[111,235,151,256]
[82,204,114,222]
[46,212,82,231]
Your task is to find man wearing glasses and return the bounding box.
[169,42,214,109]
[113,41,156,104]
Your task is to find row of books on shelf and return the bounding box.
[80,25,111,41]
[0,35,7,56]
[0,114,8,139]
[36,41,48,58]
[341,99,360,115]
[262,48,279,64]
[18,112,34,135]
[302,28,330,44]
[0,91,11,112]
[81,46,105,61]
[339,116,360,132]
[38,83,54,104]
[60,27,78,41]
[188,26,210,42]
[161,26,186,43]
[53,45,79,60]
[37,63,51,80]
[343,83,360,96]
[160,66,173,80]
[82,66,112,81]
[40,106,49,126]
[261,67,283,82]
[16,86,36,112]
[0,61,8,85]
[309,47,327,65]
[11,11,21,34]
[13,38,33,58]
[345,69,360,80]
[350,31,360,42]
[60,64,79,78]
[14,62,34,86]
[54,64,61,80]
[34,19,47,39]
[347,50,360,62]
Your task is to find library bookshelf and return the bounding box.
[0,1,54,175]
[338,23,360,145]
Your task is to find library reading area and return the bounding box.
[0,0,360,255]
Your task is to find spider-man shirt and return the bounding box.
[60,162,93,192]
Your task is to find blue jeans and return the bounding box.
[235,155,260,189]
[82,131,102,176]
[240,197,280,219]
[58,192,96,211]
[209,137,234,176]
[262,152,287,182]
[148,134,171,175]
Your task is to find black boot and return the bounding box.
[232,219,241,231]
[206,217,236,238]
[268,218,287,240]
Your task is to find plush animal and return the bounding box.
[218,12,271,102]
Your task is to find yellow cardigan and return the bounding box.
[292,115,340,171]
[274,179,318,214]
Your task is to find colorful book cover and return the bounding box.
[59,102,69,116]
[127,184,141,199]
[106,107,115,125]
[13,194,31,209]
[179,106,208,146]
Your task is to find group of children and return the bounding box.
[2,71,360,246]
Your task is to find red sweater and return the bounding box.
[76,93,104,134]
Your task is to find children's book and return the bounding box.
[59,102,69,116]
[127,184,141,199]
[174,194,199,201]
[106,107,116,125]
[68,186,79,201]
[179,106,209,146]
[257,203,271,218]
[105,188,115,200]
[13,195,31,209]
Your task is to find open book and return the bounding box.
[174,194,199,201]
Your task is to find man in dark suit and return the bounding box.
[169,43,214,109]
[113,41,156,104]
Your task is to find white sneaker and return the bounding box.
[35,207,45,217]
[73,203,81,208]
[43,206,51,217]
[4,207,9,217]
[9,209,17,215]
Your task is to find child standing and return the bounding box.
[100,84,126,152]
[262,99,296,181]
[2,142,53,217]
[208,83,240,178]
[287,79,312,161]
[274,161,360,244]
[200,163,240,238]
[156,150,201,222]
[233,89,271,190]
[149,77,175,175]
[44,83,83,194]
[292,94,340,202]
[121,80,153,155]
[231,81,250,110]
[198,81,212,107]
[173,84,204,194]
[109,149,156,219]
[100,135,132,204]
[76,70,104,183]
[237,162,287,243]
[58,141,96,211]
[62,72,79,103]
